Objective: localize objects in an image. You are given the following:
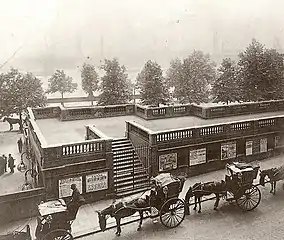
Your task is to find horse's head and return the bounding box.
[259,169,272,186]
[96,210,107,231]
[96,205,115,231]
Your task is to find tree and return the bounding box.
[237,39,284,101]
[81,63,99,105]
[166,58,183,89]
[98,58,132,106]
[168,51,216,104]
[212,58,238,104]
[0,68,47,129]
[137,60,169,106]
[46,70,78,106]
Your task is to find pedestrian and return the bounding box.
[0,155,4,175]
[67,184,85,219]
[2,154,7,172]
[8,154,15,173]
[17,138,23,153]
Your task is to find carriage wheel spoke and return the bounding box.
[236,186,261,211]
[162,213,171,223]
[160,199,185,228]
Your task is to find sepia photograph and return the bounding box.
[1,0,284,239]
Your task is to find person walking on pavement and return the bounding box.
[0,155,4,175]
[8,154,15,173]
[17,138,23,153]
[2,154,7,172]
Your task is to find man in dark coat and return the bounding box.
[17,138,23,153]
[8,154,15,173]
[67,184,85,220]
[2,154,7,172]
[0,155,4,175]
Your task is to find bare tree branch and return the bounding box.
[0,46,22,70]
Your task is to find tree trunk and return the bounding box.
[61,92,64,107]
[89,92,94,106]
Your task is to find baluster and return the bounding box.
[62,146,66,155]
[79,144,82,153]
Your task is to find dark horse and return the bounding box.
[185,180,226,214]
[3,117,21,131]
[259,165,284,195]
[97,196,150,236]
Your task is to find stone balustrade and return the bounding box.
[152,115,283,146]
[32,106,61,119]
[42,138,112,168]
[31,99,284,122]
[125,114,284,148]
[85,125,110,139]
[59,104,135,121]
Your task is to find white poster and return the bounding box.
[246,141,253,156]
[260,138,267,153]
[86,172,108,193]
[221,142,236,160]
[190,148,206,165]
[159,153,177,172]
[59,176,82,198]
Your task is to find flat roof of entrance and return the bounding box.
[36,110,284,145]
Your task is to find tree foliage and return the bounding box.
[0,68,47,121]
[98,58,132,106]
[46,70,77,105]
[211,58,238,104]
[166,58,183,89]
[137,60,169,106]
[81,63,99,105]
[237,39,284,101]
[167,51,216,104]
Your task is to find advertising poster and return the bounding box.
[260,138,267,153]
[221,142,236,160]
[86,172,108,193]
[159,153,177,172]
[275,136,284,148]
[59,176,82,198]
[246,141,253,156]
[189,148,206,166]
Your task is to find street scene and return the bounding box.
[2,1,284,240]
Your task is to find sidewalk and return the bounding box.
[0,122,28,195]
[1,154,284,238]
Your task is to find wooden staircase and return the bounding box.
[112,138,150,197]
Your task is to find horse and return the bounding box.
[185,180,226,214]
[97,196,150,236]
[259,165,284,195]
[2,117,21,131]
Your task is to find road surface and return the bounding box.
[78,157,284,240]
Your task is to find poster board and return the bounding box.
[275,136,284,148]
[246,140,253,156]
[260,138,267,153]
[190,148,206,165]
[221,142,236,160]
[59,176,82,198]
[86,172,108,193]
[159,153,177,172]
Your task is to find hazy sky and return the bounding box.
[1,0,284,71]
